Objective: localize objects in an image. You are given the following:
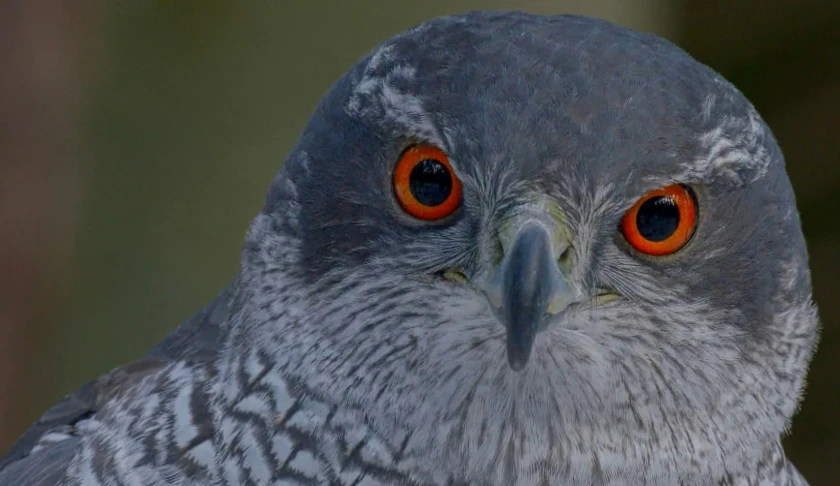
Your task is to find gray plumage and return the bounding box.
[0,11,819,486]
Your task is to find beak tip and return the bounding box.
[508,361,527,372]
[506,348,531,372]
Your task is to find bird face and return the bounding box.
[244,12,819,482]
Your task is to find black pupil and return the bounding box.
[409,159,452,207]
[636,196,680,241]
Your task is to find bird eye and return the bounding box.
[393,144,462,220]
[620,184,697,256]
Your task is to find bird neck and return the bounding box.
[210,335,799,486]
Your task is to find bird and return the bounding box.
[0,10,820,486]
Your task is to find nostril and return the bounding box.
[438,269,470,285]
[558,245,573,269]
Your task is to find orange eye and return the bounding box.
[620,184,697,256]
[393,145,462,220]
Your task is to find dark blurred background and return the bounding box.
[0,1,837,483]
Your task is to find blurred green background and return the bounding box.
[0,0,837,483]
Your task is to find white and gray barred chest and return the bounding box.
[59,361,216,486]
[61,358,431,486]
[210,348,433,486]
[58,351,806,486]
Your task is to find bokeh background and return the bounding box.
[1,0,837,483]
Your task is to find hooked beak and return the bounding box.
[486,221,577,371]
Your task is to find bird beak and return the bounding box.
[485,220,577,371]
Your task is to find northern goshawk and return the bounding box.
[0,11,820,486]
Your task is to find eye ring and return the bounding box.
[620,184,697,256]
[393,145,462,220]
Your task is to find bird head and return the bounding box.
[237,11,820,484]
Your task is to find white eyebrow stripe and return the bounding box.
[678,107,772,186]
